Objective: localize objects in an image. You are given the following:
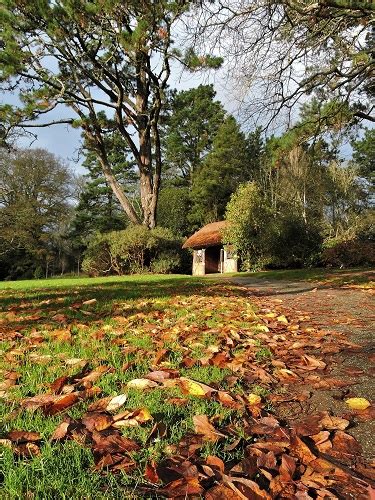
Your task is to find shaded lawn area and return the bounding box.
[0,273,374,499]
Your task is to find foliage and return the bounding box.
[193,1,375,125]
[224,182,272,269]
[71,131,138,241]
[82,226,182,276]
[225,181,323,269]
[0,274,373,498]
[162,85,226,184]
[0,1,221,228]
[0,148,75,279]
[156,186,191,236]
[80,234,112,277]
[189,116,255,227]
[322,239,375,267]
[351,128,375,187]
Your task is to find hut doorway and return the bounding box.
[205,246,221,274]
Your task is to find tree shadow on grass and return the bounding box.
[0,276,239,335]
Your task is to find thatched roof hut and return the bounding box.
[182,221,228,249]
[182,221,237,275]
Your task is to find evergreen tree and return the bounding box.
[71,132,138,240]
[352,129,375,188]
[163,85,225,185]
[189,116,254,227]
[0,1,222,228]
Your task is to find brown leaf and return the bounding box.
[145,461,161,484]
[279,453,296,482]
[227,476,272,500]
[319,414,349,431]
[145,369,179,383]
[206,455,225,473]
[157,477,204,498]
[298,355,327,370]
[21,394,58,410]
[82,412,113,432]
[292,415,322,437]
[80,365,110,386]
[146,422,167,444]
[50,421,70,441]
[329,430,362,462]
[290,434,317,464]
[50,376,69,395]
[14,442,40,458]
[216,391,243,410]
[44,393,79,415]
[87,396,112,412]
[7,431,41,443]
[205,484,243,499]
[92,431,140,455]
[193,415,225,442]
[152,348,169,366]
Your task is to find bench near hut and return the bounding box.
[182,221,238,276]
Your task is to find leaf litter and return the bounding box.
[0,282,374,498]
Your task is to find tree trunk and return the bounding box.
[136,51,158,229]
[99,157,141,225]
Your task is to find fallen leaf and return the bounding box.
[82,299,97,305]
[193,415,225,442]
[127,378,158,390]
[179,377,215,397]
[106,394,128,412]
[50,421,70,441]
[82,412,113,432]
[320,414,349,431]
[246,393,262,406]
[44,393,79,415]
[345,398,371,410]
[14,442,40,458]
[205,484,243,499]
[157,477,204,497]
[7,431,41,443]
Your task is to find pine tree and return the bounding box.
[189,116,254,226]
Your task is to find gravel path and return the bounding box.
[232,275,375,459]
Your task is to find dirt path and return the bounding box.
[232,275,375,460]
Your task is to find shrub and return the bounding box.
[225,182,322,269]
[81,234,111,277]
[82,226,184,276]
[150,252,181,274]
[321,239,375,267]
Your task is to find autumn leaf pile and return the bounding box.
[0,282,374,498]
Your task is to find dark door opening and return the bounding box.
[205,246,221,274]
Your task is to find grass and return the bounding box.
[0,273,261,499]
[0,267,372,498]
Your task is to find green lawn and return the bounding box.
[1,271,372,498]
[0,274,252,498]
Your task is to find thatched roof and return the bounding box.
[182,221,228,249]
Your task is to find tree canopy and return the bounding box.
[0,148,74,279]
[0,1,221,228]
[191,0,375,126]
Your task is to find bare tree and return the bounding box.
[188,0,374,127]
